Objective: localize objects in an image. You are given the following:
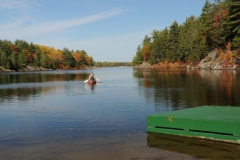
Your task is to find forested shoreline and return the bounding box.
[133,0,240,69]
[0,39,94,72]
[94,61,132,67]
[0,39,133,72]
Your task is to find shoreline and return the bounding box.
[133,62,240,70]
[134,49,240,70]
[0,66,100,73]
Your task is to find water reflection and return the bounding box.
[0,71,90,84]
[0,71,93,102]
[133,69,240,110]
[147,133,240,160]
[1,68,240,159]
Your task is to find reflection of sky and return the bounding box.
[1,68,240,159]
[0,68,157,145]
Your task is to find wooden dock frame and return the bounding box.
[147,106,240,144]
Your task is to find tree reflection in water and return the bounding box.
[133,69,240,111]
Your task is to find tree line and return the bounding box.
[0,39,94,70]
[133,0,240,65]
[94,61,132,67]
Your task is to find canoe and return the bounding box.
[88,80,96,85]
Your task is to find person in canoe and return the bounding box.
[88,73,96,85]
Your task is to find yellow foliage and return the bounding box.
[85,55,91,64]
[38,45,63,61]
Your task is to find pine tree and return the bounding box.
[224,0,240,49]
[132,45,143,65]
[168,21,180,61]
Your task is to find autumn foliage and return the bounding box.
[0,39,94,70]
[133,0,240,66]
[219,42,233,68]
[142,44,150,61]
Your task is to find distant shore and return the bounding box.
[0,66,100,72]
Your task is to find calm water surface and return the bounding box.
[0,68,240,160]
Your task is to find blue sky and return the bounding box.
[0,0,206,62]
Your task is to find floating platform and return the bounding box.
[147,106,240,144]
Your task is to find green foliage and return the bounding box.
[89,57,94,66]
[14,39,29,53]
[169,21,180,61]
[0,39,94,70]
[34,48,41,67]
[51,59,59,69]
[132,45,143,65]
[10,52,18,70]
[40,53,49,68]
[224,0,240,49]
[62,48,76,68]
[80,52,87,65]
[0,50,8,67]
[18,50,27,68]
[133,0,239,65]
[94,61,132,67]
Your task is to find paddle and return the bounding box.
[84,78,100,83]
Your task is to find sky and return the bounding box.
[0,0,206,62]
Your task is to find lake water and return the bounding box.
[0,67,240,160]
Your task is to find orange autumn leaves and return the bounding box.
[219,42,233,68]
[38,45,93,69]
[142,44,150,61]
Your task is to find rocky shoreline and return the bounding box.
[0,66,52,72]
[0,65,99,72]
[134,49,240,70]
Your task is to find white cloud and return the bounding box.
[35,29,150,62]
[0,0,38,9]
[0,8,123,39]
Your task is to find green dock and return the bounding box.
[147,106,240,144]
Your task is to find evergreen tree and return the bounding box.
[211,0,229,47]
[160,28,169,61]
[62,48,76,68]
[142,35,151,46]
[200,0,216,50]
[132,45,143,65]
[149,30,161,64]
[168,21,180,61]
[224,0,240,49]
[178,25,187,62]
[14,39,29,53]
